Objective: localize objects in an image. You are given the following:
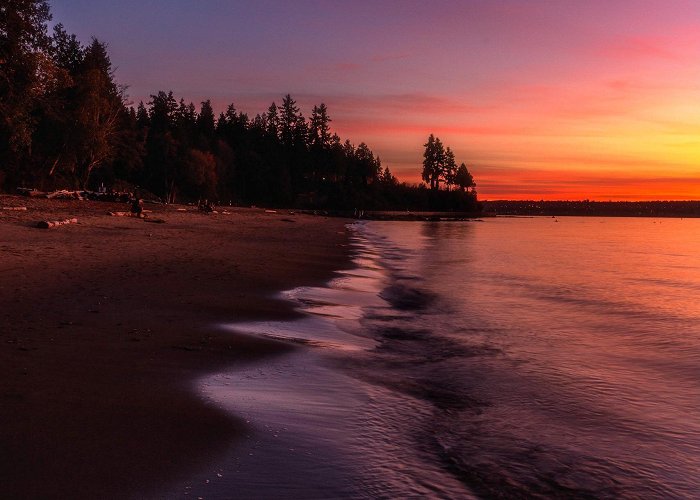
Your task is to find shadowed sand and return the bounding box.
[0,195,350,499]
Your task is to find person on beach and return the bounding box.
[131,193,144,217]
[198,199,214,213]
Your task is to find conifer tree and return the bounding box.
[197,99,215,139]
[455,163,475,192]
[309,103,331,148]
[0,0,53,185]
[422,134,446,190]
[265,102,279,138]
[444,146,457,190]
[69,38,124,188]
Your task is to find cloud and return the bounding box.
[598,35,680,61]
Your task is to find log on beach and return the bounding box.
[109,210,151,217]
[37,218,78,228]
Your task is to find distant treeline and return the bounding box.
[484,200,700,217]
[1,1,479,211]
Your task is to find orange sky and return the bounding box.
[54,0,700,200]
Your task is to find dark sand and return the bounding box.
[0,195,350,499]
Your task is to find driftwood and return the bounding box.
[2,206,27,211]
[37,218,78,229]
[108,210,151,217]
[46,190,84,200]
[17,188,46,197]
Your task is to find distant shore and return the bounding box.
[482,200,700,217]
[0,195,350,499]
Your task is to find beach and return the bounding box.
[0,195,350,499]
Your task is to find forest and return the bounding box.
[1,1,479,211]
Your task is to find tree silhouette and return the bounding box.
[196,99,215,148]
[422,134,447,189]
[70,38,124,188]
[0,0,53,185]
[444,146,457,190]
[0,2,479,212]
[455,163,475,192]
[309,103,331,148]
[279,94,304,147]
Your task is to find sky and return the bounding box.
[50,0,700,200]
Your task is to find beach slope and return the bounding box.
[0,196,349,499]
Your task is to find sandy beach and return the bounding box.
[0,195,350,499]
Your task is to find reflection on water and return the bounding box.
[359,217,700,499]
[193,217,700,498]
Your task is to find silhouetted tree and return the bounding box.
[0,0,54,186]
[0,0,479,211]
[278,94,307,149]
[144,91,178,199]
[309,103,331,148]
[196,99,215,148]
[135,101,149,128]
[51,23,83,72]
[444,146,457,190]
[455,163,475,192]
[69,38,124,188]
[380,166,397,185]
[422,134,446,190]
[265,102,279,138]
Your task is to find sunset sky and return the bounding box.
[51,0,700,200]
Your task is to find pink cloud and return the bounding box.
[599,35,680,61]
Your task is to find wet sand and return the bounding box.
[0,195,350,499]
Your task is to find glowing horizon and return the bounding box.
[51,0,700,200]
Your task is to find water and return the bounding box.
[190,217,700,499]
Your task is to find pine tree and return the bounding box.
[279,94,306,148]
[135,101,149,129]
[265,102,279,138]
[51,23,83,72]
[197,99,215,140]
[69,38,124,188]
[422,134,446,190]
[0,0,54,186]
[444,146,457,190]
[455,163,475,192]
[309,103,331,148]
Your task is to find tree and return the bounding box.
[444,146,457,190]
[148,90,177,131]
[309,103,331,148]
[422,134,446,190]
[0,0,54,186]
[135,101,149,128]
[69,38,124,188]
[455,163,475,192]
[265,102,279,138]
[145,91,178,199]
[179,148,217,200]
[354,142,379,185]
[196,99,215,146]
[380,166,397,185]
[51,23,83,72]
[278,94,305,148]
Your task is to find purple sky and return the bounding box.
[50,0,700,199]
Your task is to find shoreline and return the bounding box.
[158,226,387,498]
[0,195,352,498]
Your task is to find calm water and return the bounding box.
[187,217,700,499]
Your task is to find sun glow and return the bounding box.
[52,0,700,200]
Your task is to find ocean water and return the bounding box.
[188,217,700,499]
